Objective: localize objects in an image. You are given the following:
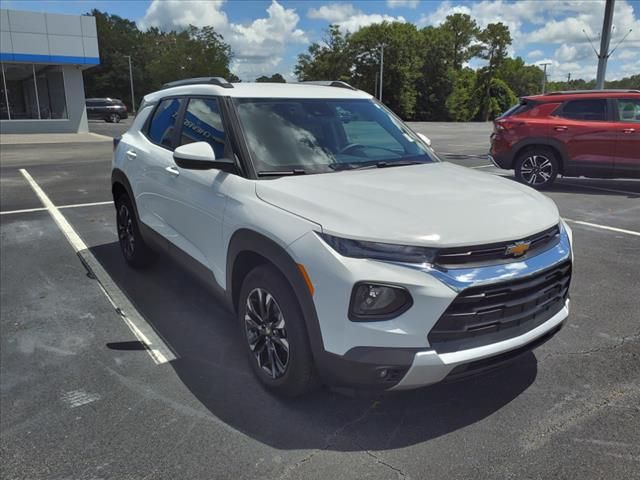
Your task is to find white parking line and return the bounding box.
[564,218,640,237]
[19,168,176,365]
[0,200,112,216]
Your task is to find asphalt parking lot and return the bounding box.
[1,121,639,480]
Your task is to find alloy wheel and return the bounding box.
[109,113,120,123]
[520,155,553,185]
[117,203,135,258]
[244,288,289,379]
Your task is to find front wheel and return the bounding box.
[107,113,121,123]
[238,265,318,397]
[515,147,559,190]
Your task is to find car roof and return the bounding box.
[523,90,640,102]
[143,82,373,104]
[86,97,122,102]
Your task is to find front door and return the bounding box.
[613,98,640,178]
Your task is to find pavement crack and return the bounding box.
[363,450,409,479]
[277,400,381,479]
[540,330,640,362]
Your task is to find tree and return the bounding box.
[476,22,512,120]
[415,26,454,120]
[497,57,543,96]
[295,25,352,81]
[440,13,480,70]
[446,68,478,121]
[83,10,234,108]
[349,22,423,118]
[256,73,286,83]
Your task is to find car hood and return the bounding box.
[255,162,560,247]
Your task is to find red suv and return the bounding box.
[489,90,640,189]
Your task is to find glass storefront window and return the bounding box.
[0,62,68,120]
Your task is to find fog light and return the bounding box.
[349,282,413,321]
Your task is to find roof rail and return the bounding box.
[299,80,357,90]
[161,77,234,90]
[546,89,640,95]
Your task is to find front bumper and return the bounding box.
[392,299,568,389]
[287,223,573,391]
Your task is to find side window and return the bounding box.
[559,99,606,121]
[179,98,226,158]
[147,97,183,149]
[617,99,640,123]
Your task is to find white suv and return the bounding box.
[112,77,573,396]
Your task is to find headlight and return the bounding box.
[318,232,438,264]
[349,282,413,321]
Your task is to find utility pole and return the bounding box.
[125,55,136,114]
[567,72,571,84]
[539,62,552,94]
[379,44,384,102]
[596,0,615,89]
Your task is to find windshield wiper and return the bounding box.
[329,160,425,171]
[257,169,307,177]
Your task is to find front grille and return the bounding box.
[428,260,571,353]
[435,225,560,268]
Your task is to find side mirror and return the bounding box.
[417,133,432,147]
[173,142,235,172]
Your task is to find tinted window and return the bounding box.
[179,98,226,158]
[148,98,183,149]
[617,99,640,123]
[559,99,606,121]
[499,100,536,118]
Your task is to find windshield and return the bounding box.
[234,98,438,175]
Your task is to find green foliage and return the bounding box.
[295,25,353,82]
[349,22,423,119]
[440,14,480,70]
[256,73,286,83]
[83,10,233,109]
[498,57,544,96]
[415,26,455,120]
[446,68,478,121]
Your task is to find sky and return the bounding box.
[4,0,640,82]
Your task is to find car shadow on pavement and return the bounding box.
[90,241,538,452]
[503,176,640,198]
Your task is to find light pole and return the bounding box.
[596,0,615,89]
[539,62,552,93]
[125,55,136,114]
[379,44,385,102]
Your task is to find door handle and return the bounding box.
[126,150,137,160]
[165,166,180,176]
[622,128,636,134]
[554,126,568,132]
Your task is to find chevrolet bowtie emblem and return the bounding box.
[505,241,531,257]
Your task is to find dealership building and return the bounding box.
[0,9,99,134]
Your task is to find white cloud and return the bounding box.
[527,49,544,59]
[308,3,358,22]
[139,0,307,80]
[307,3,405,33]
[387,0,420,8]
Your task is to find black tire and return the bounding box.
[115,193,155,268]
[107,113,121,123]
[514,147,559,190]
[238,264,318,397]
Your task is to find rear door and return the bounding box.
[86,100,100,119]
[552,98,615,177]
[161,96,230,278]
[135,96,185,238]
[612,98,640,178]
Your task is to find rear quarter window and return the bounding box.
[147,98,184,149]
